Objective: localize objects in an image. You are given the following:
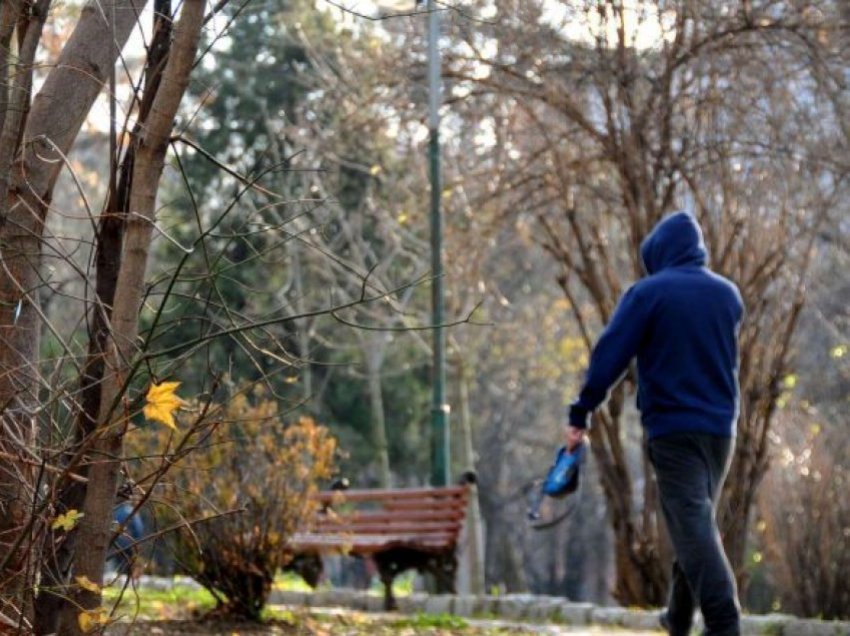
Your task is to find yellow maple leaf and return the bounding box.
[51,509,84,532]
[143,381,184,430]
[75,575,100,593]
[78,607,110,632]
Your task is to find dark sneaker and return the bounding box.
[660,611,693,636]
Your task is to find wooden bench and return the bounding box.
[286,484,470,610]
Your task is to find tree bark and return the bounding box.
[0,1,24,139]
[33,4,174,631]
[0,0,145,622]
[55,2,203,632]
[0,0,51,194]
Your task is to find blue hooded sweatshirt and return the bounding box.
[568,211,744,439]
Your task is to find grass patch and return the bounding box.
[372,570,416,597]
[103,582,216,620]
[274,569,417,597]
[273,572,319,593]
[100,578,554,634]
[391,612,469,630]
[261,605,305,623]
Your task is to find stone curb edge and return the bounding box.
[268,589,850,636]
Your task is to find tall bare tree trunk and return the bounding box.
[55,2,203,633]
[291,245,314,400]
[365,344,391,487]
[0,3,53,621]
[456,356,484,594]
[33,4,173,631]
[0,0,145,623]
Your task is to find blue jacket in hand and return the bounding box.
[568,211,744,440]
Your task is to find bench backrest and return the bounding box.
[294,485,469,554]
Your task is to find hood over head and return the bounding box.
[640,211,707,274]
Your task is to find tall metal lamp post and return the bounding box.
[426,0,450,487]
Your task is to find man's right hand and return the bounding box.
[565,425,586,451]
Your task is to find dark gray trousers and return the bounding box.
[648,433,741,636]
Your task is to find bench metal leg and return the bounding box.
[283,553,323,588]
[372,548,459,610]
[373,554,399,610]
[432,552,458,594]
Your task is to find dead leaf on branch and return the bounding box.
[75,574,100,593]
[51,509,84,531]
[77,607,110,633]
[143,381,186,430]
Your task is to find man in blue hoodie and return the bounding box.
[566,211,743,636]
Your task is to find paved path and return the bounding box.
[281,605,664,635]
[492,630,660,635]
[451,619,662,635]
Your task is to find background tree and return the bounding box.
[757,403,850,619]
[436,0,848,603]
[166,0,440,488]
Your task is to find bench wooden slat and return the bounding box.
[289,532,456,555]
[315,516,462,527]
[312,521,462,535]
[311,485,467,504]
[383,499,466,511]
[291,532,457,546]
[313,509,466,524]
